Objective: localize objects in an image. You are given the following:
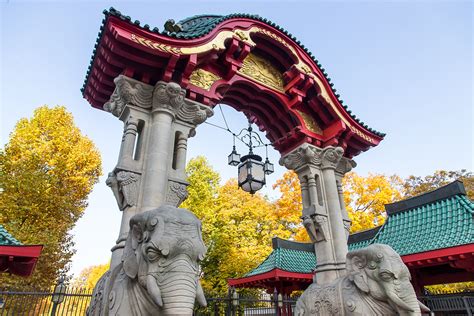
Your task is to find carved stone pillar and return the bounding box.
[140,81,184,211]
[280,143,356,284]
[103,75,213,268]
[321,147,348,274]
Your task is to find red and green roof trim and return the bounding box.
[0,225,43,277]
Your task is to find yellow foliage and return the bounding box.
[273,170,308,241]
[426,282,474,294]
[342,172,403,233]
[73,262,110,289]
[0,106,102,288]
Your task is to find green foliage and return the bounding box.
[0,106,102,288]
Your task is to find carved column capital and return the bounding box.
[321,147,344,170]
[176,100,214,125]
[279,143,322,170]
[152,81,186,115]
[104,75,153,117]
[336,157,357,176]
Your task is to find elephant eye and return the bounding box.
[379,271,393,281]
[147,248,160,261]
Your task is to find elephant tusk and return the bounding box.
[146,275,163,307]
[196,280,207,307]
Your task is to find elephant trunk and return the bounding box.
[152,254,205,315]
[385,287,421,315]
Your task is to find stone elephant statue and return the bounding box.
[295,244,430,316]
[87,205,207,316]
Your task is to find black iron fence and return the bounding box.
[0,284,473,315]
[420,293,474,316]
[194,291,297,316]
[0,287,92,316]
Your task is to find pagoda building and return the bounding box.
[228,181,474,295]
[0,225,42,277]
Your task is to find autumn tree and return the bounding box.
[342,172,403,233]
[404,169,473,199]
[183,157,291,296]
[273,170,308,241]
[0,106,102,288]
[73,262,110,289]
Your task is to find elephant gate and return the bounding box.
[81,8,424,316]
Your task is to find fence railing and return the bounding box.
[0,287,92,316]
[0,285,472,316]
[420,293,474,316]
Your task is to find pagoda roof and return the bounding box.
[82,8,385,157]
[0,225,22,246]
[0,225,43,277]
[232,181,474,282]
[377,180,473,256]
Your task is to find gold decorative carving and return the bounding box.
[235,30,249,41]
[297,110,323,134]
[130,34,182,54]
[238,53,285,92]
[349,125,375,143]
[129,27,377,141]
[189,68,221,91]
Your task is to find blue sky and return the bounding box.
[1,1,472,277]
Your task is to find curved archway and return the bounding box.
[82,9,384,158]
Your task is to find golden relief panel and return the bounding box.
[129,28,375,140]
[238,53,285,92]
[189,68,221,91]
[297,110,323,134]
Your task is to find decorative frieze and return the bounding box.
[104,75,153,117]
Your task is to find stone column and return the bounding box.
[280,143,356,284]
[140,81,185,211]
[102,75,213,267]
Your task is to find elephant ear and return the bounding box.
[122,214,146,279]
[346,249,370,293]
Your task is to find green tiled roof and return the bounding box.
[0,225,22,246]
[82,8,385,138]
[245,181,473,277]
[246,247,315,276]
[375,191,474,256]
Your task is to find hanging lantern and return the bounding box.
[238,154,266,194]
[264,157,274,175]
[228,146,241,166]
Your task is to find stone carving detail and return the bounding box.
[279,144,322,170]
[165,180,189,207]
[153,81,186,113]
[321,147,344,169]
[336,157,357,175]
[87,206,207,315]
[238,53,285,92]
[189,68,221,91]
[177,100,214,125]
[104,75,153,117]
[106,170,141,211]
[295,244,427,315]
[302,213,329,242]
